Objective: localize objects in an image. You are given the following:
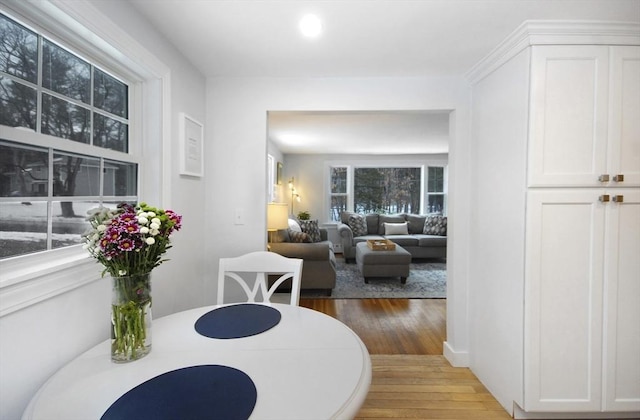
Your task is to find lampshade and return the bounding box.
[267,203,289,231]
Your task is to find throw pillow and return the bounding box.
[347,214,368,237]
[298,219,322,243]
[288,230,311,243]
[384,222,409,235]
[423,216,447,236]
[288,218,302,232]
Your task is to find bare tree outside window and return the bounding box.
[0,12,136,259]
[354,167,421,214]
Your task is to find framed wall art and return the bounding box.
[277,162,283,185]
[179,112,204,177]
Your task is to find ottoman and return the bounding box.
[355,242,412,284]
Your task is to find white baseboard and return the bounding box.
[443,341,469,367]
[513,404,640,419]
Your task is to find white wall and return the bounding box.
[205,76,473,365]
[0,2,207,419]
[468,48,531,413]
[282,153,449,223]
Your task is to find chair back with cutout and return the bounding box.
[217,251,303,305]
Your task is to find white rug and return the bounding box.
[301,257,447,299]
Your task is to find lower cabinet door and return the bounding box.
[603,189,640,411]
[524,190,605,411]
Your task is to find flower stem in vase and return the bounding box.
[111,273,152,363]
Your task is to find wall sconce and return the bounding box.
[288,177,301,215]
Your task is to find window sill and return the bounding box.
[0,246,101,317]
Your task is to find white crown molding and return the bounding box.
[466,20,640,85]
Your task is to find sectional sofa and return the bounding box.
[337,212,447,262]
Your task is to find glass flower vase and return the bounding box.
[111,272,152,363]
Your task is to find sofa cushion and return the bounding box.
[378,214,405,234]
[385,235,419,247]
[299,219,322,243]
[288,230,311,243]
[384,222,409,235]
[365,214,380,234]
[347,214,368,237]
[416,234,447,247]
[423,215,447,236]
[406,214,427,234]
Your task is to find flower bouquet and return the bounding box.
[83,202,182,362]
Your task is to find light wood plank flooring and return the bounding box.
[299,298,512,419]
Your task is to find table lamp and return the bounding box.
[267,203,289,244]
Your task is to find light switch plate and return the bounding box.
[234,208,244,225]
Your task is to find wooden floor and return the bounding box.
[299,298,512,420]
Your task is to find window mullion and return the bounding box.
[47,149,53,250]
[36,33,43,134]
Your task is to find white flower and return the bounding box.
[147,212,156,218]
[150,222,160,230]
[145,237,156,245]
[151,217,160,225]
[140,226,150,234]
[118,270,127,276]
[97,224,107,232]
[137,216,149,225]
[150,228,160,236]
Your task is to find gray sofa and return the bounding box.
[337,212,447,262]
[269,227,336,295]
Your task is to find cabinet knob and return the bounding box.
[613,195,624,203]
[598,174,610,182]
[599,194,610,202]
[613,174,624,182]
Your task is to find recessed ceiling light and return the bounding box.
[299,14,322,38]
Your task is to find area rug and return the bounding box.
[301,258,447,299]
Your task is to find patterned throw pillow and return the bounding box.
[423,216,447,236]
[298,219,322,243]
[288,230,311,243]
[347,214,368,237]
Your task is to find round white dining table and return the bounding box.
[22,303,372,420]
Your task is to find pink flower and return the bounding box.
[118,238,136,252]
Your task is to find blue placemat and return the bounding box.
[101,365,256,420]
[195,303,281,339]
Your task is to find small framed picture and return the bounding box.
[179,113,204,177]
[277,162,283,185]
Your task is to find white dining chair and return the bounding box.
[217,251,304,306]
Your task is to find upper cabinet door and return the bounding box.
[529,46,609,187]
[608,46,640,187]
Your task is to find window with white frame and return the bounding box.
[329,166,348,221]
[426,166,445,214]
[0,12,137,260]
[328,164,447,220]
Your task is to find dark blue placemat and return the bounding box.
[101,365,256,420]
[195,303,281,339]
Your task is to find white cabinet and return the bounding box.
[524,189,639,412]
[468,22,640,419]
[603,189,640,411]
[523,45,640,413]
[529,46,640,188]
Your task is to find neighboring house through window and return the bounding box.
[0,12,137,259]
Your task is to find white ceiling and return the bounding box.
[268,110,450,154]
[129,0,640,154]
